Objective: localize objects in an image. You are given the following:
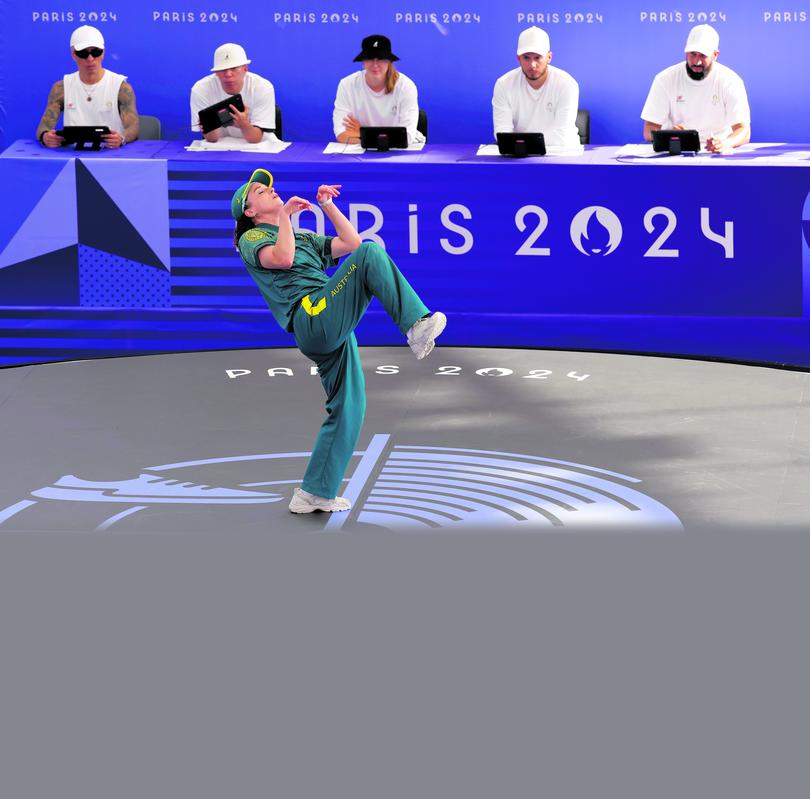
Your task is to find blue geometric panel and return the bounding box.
[76,161,166,270]
[0,160,76,270]
[0,245,79,306]
[78,245,170,308]
[81,158,170,270]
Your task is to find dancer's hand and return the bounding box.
[283,196,312,215]
[316,185,341,205]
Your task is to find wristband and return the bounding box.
[38,130,47,145]
[318,197,333,208]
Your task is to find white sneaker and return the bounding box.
[289,487,352,514]
[407,312,446,360]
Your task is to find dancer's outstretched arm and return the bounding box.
[316,184,362,257]
[256,195,311,269]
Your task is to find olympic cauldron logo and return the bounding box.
[570,206,623,256]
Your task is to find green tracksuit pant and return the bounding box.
[292,241,429,500]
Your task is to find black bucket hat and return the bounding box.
[353,34,399,62]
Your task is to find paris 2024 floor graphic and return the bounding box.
[1,347,808,533]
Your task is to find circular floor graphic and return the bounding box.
[1,347,808,533]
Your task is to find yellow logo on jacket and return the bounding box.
[244,229,269,242]
[302,295,327,316]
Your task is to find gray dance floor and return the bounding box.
[2,346,810,799]
[1,346,809,533]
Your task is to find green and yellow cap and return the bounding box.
[231,168,273,220]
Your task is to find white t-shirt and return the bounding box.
[63,70,127,135]
[190,72,276,139]
[492,65,580,148]
[640,61,750,144]
[332,70,425,144]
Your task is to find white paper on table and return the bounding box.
[477,143,584,157]
[185,137,291,153]
[734,144,810,162]
[613,142,810,161]
[546,144,585,156]
[323,141,426,154]
[612,143,664,158]
[736,142,786,152]
[323,142,364,154]
[616,141,786,159]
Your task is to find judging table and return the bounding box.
[2,139,810,366]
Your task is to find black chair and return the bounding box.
[273,105,283,140]
[417,109,428,141]
[138,114,161,140]
[575,109,590,145]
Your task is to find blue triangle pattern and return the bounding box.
[78,245,170,308]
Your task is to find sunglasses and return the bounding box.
[74,47,104,59]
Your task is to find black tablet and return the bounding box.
[497,132,546,157]
[198,94,245,134]
[56,126,110,151]
[359,126,408,151]
[652,129,701,155]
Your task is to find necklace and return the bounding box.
[80,79,101,102]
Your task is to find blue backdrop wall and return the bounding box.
[2,0,808,149]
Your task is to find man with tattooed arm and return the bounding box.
[36,25,139,149]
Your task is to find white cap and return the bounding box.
[517,26,550,56]
[70,25,104,51]
[211,43,251,72]
[684,24,719,55]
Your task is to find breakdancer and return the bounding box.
[232,169,446,513]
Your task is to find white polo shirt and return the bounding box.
[640,61,750,144]
[190,72,276,138]
[492,65,580,149]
